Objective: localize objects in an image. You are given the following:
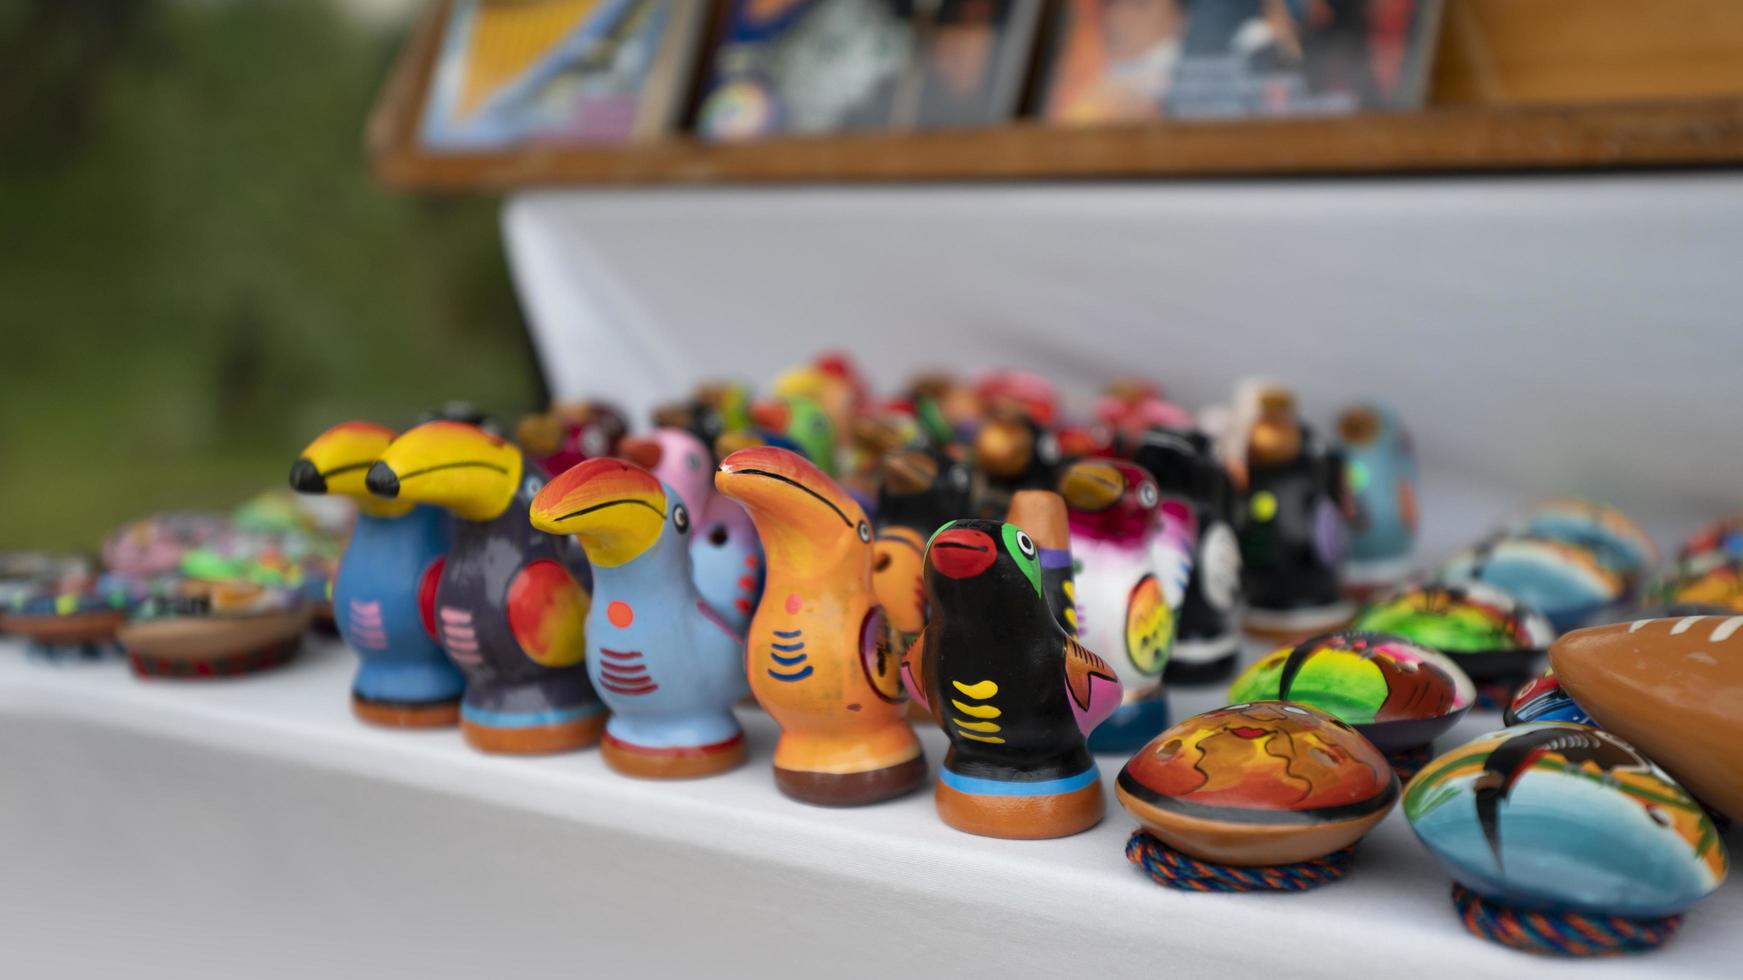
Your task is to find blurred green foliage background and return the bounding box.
[0,0,539,550]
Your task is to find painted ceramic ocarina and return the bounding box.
[1227,381,1353,637]
[1227,630,1473,753]
[1504,668,1594,726]
[1058,458,1195,754]
[1134,426,1242,682]
[626,427,764,635]
[716,446,924,805]
[1437,534,1626,633]
[1333,404,1418,593]
[1550,615,1743,821]
[972,407,1064,517]
[1509,499,1656,593]
[531,458,748,778]
[1117,701,1398,866]
[119,579,310,677]
[1352,582,1555,685]
[367,421,601,755]
[1405,722,1726,919]
[291,421,463,727]
[904,519,1121,838]
[750,395,837,476]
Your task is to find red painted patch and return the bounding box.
[735,599,753,614]
[784,592,803,614]
[737,575,757,591]
[418,557,446,643]
[744,556,759,569]
[607,600,634,628]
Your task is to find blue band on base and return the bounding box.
[939,765,1099,797]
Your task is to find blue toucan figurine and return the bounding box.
[366,420,601,755]
[531,457,748,778]
[291,420,463,727]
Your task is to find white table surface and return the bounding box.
[1,609,1736,979]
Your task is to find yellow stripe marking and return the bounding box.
[952,679,998,699]
[950,699,1001,718]
[958,732,1006,744]
[1064,608,1078,629]
[952,719,1002,733]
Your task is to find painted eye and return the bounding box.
[673,504,690,534]
[948,466,970,491]
[1138,482,1159,508]
[1015,530,1036,559]
[857,520,872,543]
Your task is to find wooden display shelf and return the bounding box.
[367,0,1743,190]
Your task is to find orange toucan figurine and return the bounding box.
[716,446,925,806]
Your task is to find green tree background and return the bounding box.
[0,0,539,551]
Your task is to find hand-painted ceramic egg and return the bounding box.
[1227,631,1473,752]
[1509,499,1656,587]
[1436,535,1626,633]
[1503,669,1593,726]
[1333,404,1418,589]
[1551,615,1743,822]
[1115,701,1398,865]
[1351,583,1555,680]
[1404,722,1727,917]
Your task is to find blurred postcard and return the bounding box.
[419,0,708,149]
[696,0,1044,140]
[1041,0,1443,124]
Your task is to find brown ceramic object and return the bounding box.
[1550,615,1743,821]
[772,755,928,807]
[353,695,462,729]
[461,714,604,755]
[3,609,127,647]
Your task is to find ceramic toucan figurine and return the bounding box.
[903,519,1122,838]
[624,427,764,636]
[872,446,976,648]
[716,446,924,806]
[1333,403,1418,594]
[973,408,1064,518]
[290,421,463,727]
[366,421,601,754]
[530,458,748,778]
[1134,426,1243,683]
[1058,458,1196,754]
[750,395,837,476]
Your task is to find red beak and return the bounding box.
[929,527,997,579]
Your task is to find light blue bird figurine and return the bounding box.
[530,456,748,778]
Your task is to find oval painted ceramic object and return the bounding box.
[1437,535,1626,634]
[1228,631,1473,751]
[1502,669,1593,726]
[1654,554,1743,614]
[119,580,311,677]
[1351,582,1555,680]
[1508,499,1656,585]
[1116,701,1398,866]
[1404,722,1727,918]
[1678,516,1743,566]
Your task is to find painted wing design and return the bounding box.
[1063,636,1122,736]
[507,558,589,667]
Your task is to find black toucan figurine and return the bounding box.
[872,446,978,647]
[973,409,1064,518]
[1135,426,1243,682]
[903,519,1121,839]
[366,420,602,755]
[1471,726,1650,872]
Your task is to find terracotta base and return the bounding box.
[127,638,299,679]
[774,753,927,807]
[601,731,746,779]
[936,777,1104,839]
[461,713,603,755]
[352,694,460,729]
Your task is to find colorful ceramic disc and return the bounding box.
[1502,669,1593,727]
[1436,535,1625,632]
[1404,722,1727,918]
[1509,499,1657,581]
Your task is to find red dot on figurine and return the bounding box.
[735,599,753,614]
[607,601,634,628]
[744,555,760,569]
[738,575,757,591]
[784,592,803,614]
